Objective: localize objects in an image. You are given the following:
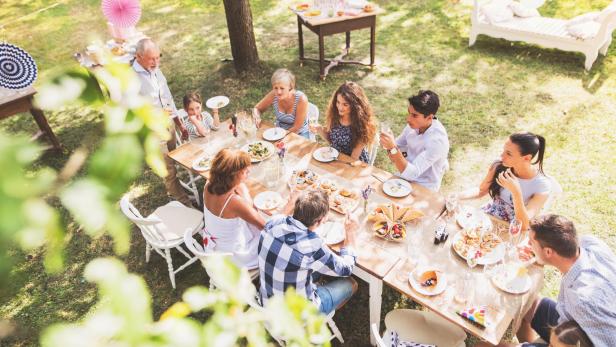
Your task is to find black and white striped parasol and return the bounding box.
[0,43,38,89]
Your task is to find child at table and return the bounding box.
[181,91,220,140]
[309,81,377,165]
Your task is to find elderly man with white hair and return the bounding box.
[132,38,192,208]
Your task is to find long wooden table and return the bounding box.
[168,120,543,346]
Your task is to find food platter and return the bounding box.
[366,203,424,241]
[192,154,212,171]
[329,189,360,214]
[452,228,505,265]
[289,169,320,190]
[241,141,275,163]
[409,268,447,296]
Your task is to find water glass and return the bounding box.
[507,219,523,260]
[445,193,458,217]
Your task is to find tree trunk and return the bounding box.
[222,0,259,72]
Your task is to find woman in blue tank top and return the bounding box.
[453,132,552,231]
[253,68,310,138]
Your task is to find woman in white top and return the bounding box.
[456,132,551,231]
[203,149,265,269]
[181,91,220,140]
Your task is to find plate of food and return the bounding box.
[382,178,413,198]
[295,2,310,11]
[312,147,339,163]
[409,268,447,296]
[317,177,339,195]
[241,141,275,162]
[373,220,407,241]
[315,221,345,245]
[262,127,287,141]
[192,154,213,171]
[491,264,532,294]
[455,206,493,233]
[205,95,230,109]
[330,188,360,214]
[304,9,322,17]
[452,228,505,265]
[367,203,424,241]
[289,169,320,190]
[253,191,284,211]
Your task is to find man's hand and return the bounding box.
[379,131,396,150]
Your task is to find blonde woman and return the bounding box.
[253,68,310,138]
[310,81,377,164]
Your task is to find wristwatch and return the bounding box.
[387,147,398,155]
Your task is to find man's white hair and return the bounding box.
[135,38,158,56]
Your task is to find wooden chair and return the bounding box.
[371,309,466,347]
[120,195,203,289]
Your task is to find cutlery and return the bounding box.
[434,204,447,220]
[371,173,386,183]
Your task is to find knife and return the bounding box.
[434,204,447,220]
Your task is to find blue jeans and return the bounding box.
[521,298,560,347]
[315,278,355,314]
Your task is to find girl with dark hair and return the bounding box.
[202,149,265,269]
[309,81,377,165]
[456,132,552,230]
[181,91,220,140]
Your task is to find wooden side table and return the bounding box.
[0,86,61,151]
[293,8,383,79]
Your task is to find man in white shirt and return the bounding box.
[379,90,450,191]
[132,38,192,207]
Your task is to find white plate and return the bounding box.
[312,147,339,162]
[491,266,532,294]
[455,206,492,233]
[315,221,345,245]
[408,269,447,296]
[382,178,413,198]
[241,141,275,163]
[205,95,229,109]
[192,154,213,171]
[262,127,287,141]
[254,191,284,211]
[451,230,506,265]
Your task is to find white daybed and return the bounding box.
[469,1,616,70]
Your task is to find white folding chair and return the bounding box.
[307,102,319,142]
[543,175,563,212]
[183,227,259,288]
[174,108,203,206]
[367,132,380,166]
[120,195,203,289]
[371,309,466,347]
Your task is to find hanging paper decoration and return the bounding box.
[101,0,142,28]
[0,43,38,90]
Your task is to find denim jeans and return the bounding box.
[315,277,355,314]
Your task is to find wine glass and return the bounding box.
[308,113,319,135]
[445,193,458,219]
[507,219,523,261]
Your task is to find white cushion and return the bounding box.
[481,1,515,24]
[566,12,600,27]
[596,3,616,23]
[149,201,204,240]
[519,0,545,9]
[567,21,600,40]
[510,1,540,18]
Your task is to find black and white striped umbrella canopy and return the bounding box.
[0,43,38,90]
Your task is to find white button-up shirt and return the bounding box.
[132,60,178,118]
[394,119,450,191]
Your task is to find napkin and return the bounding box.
[457,306,487,328]
[390,330,436,347]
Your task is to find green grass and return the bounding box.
[1,0,615,346]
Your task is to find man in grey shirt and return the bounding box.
[489,214,616,346]
[132,38,192,207]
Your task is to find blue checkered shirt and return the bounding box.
[557,236,616,346]
[258,215,356,307]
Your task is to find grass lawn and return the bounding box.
[1,0,615,346]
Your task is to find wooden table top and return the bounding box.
[168,120,544,343]
[0,86,35,105]
[290,5,384,26]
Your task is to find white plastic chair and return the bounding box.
[543,175,563,212]
[174,108,203,206]
[371,309,466,347]
[307,102,319,142]
[183,227,259,288]
[120,195,204,289]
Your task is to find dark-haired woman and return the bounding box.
[309,81,377,165]
[202,149,266,269]
[457,132,551,231]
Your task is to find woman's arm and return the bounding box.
[230,196,267,230]
[457,163,497,200]
[253,91,275,128]
[287,94,308,134]
[496,169,549,230]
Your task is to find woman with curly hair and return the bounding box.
[309,81,377,165]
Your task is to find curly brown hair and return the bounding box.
[206,149,251,195]
[325,81,377,149]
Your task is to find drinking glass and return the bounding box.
[507,219,523,261]
[445,193,458,219]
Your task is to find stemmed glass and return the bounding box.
[445,193,458,221]
[507,219,523,262]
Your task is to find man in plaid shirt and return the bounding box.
[258,190,358,314]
